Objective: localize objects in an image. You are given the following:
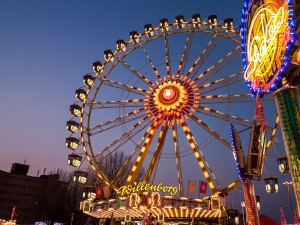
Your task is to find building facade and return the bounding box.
[0,163,68,225]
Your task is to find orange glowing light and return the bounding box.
[244,1,289,88]
[161,87,177,102]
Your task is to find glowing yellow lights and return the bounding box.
[66,120,79,133]
[70,142,78,149]
[244,2,289,87]
[78,176,87,184]
[153,81,186,112]
[68,158,81,167]
[66,137,79,150]
[117,182,178,196]
[87,192,96,200]
[151,192,161,207]
[132,166,137,171]
[70,104,82,117]
[127,175,132,182]
[83,74,94,87]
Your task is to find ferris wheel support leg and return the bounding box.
[274,86,300,217]
[243,181,260,225]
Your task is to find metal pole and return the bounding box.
[70,212,74,225]
[241,202,246,225]
[283,181,294,220]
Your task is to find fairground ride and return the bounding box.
[241,0,300,223]
[66,13,279,224]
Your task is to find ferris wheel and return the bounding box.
[66,14,279,198]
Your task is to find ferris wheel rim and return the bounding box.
[68,15,279,197]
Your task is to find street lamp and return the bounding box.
[283,181,294,220]
[241,202,246,225]
[256,195,261,210]
[227,209,239,225]
[264,177,279,193]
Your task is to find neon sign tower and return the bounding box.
[242,0,300,218]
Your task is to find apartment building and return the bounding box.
[0,163,67,225]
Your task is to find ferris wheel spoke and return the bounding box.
[187,112,232,149]
[125,114,164,186]
[176,31,194,78]
[163,29,172,79]
[194,45,241,84]
[199,94,254,104]
[195,104,275,134]
[144,118,170,183]
[102,79,148,96]
[186,34,220,79]
[111,116,160,186]
[95,125,152,186]
[265,116,279,151]
[198,72,244,95]
[119,59,155,87]
[194,105,253,128]
[140,45,162,82]
[89,161,112,186]
[91,99,144,109]
[176,113,220,194]
[94,116,151,160]
[112,143,142,186]
[89,108,145,135]
[149,148,162,185]
[172,118,184,197]
[215,179,242,196]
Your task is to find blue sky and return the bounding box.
[0,0,296,223]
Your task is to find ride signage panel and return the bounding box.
[117,181,178,196]
[241,0,296,96]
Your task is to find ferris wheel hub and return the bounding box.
[152,81,186,112]
[161,87,177,102]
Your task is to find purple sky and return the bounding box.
[0,0,296,223]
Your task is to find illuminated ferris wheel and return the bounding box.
[66,14,278,198]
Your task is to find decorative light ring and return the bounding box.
[68,13,281,196]
[152,81,186,112]
[241,0,297,97]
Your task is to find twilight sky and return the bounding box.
[0,0,296,223]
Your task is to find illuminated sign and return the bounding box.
[245,5,287,82]
[117,181,178,196]
[241,0,296,96]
